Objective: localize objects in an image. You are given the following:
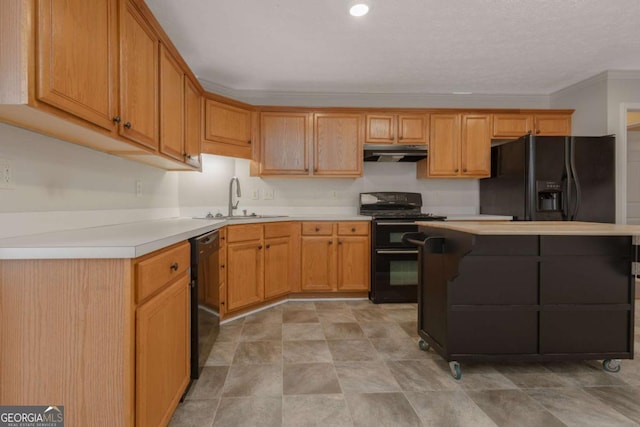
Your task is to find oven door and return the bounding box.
[374,221,419,248]
[371,248,419,303]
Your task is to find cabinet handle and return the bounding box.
[266,244,271,249]
[304,167,309,172]
[351,227,356,232]
[221,301,225,305]
[527,130,532,134]
[258,245,263,250]
[221,236,225,240]
[536,129,541,134]
[314,168,318,172]
[221,264,225,268]
[399,135,403,140]
[389,135,394,140]
[463,168,467,172]
[124,122,132,129]
[338,240,343,245]
[315,227,320,232]
[170,262,179,271]
[454,168,459,173]
[328,240,333,245]
[112,116,121,124]
[247,140,252,145]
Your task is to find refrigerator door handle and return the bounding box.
[562,137,572,221]
[569,136,582,221]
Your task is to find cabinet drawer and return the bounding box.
[337,222,369,236]
[136,241,190,303]
[264,222,293,239]
[302,222,334,236]
[227,224,262,243]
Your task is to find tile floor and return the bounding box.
[170,300,640,427]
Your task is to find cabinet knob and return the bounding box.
[527,130,532,134]
[463,168,467,172]
[247,140,252,145]
[315,227,320,232]
[399,135,403,140]
[221,301,225,305]
[112,116,121,124]
[221,236,225,240]
[305,167,309,172]
[221,264,225,268]
[454,168,459,173]
[170,262,179,271]
[338,240,343,245]
[258,245,263,250]
[536,129,541,134]
[314,168,318,172]
[351,227,356,232]
[328,240,333,245]
[266,244,271,249]
[389,135,394,140]
[124,122,132,129]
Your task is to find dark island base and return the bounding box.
[413,229,636,379]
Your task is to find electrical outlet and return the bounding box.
[263,189,275,200]
[251,189,260,200]
[0,158,15,189]
[330,190,337,199]
[135,180,142,197]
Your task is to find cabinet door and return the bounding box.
[492,114,532,138]
[184,76,202,168]
[260,112,310,175]
[264,236,292,298]
[313,113,363,177]
[226,240,264,311]
[365,114,396,143]
[460,114,491,177]
[301,236,336,291]
[136,275,190,427]
[120,2,159,150]
[398,114,428,144]
[37,0,117,131]
[535,114,571,136]
[159,44,184,161]
[337,236,370,291]
[428,114,461,176]
[204,99,252,147]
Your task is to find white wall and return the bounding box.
[550,72,608,135]
[178,155,479,217]
[627,124,640,224]
[0,122,180,237]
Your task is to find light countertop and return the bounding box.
[0,215,371,260]
[415,221,640,236]
[445,215,513,221]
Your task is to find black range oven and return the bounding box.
[361,192,445,303]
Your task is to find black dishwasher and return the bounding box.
[189,230,220,379]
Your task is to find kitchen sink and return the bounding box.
[193,214,288,220]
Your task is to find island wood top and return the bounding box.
[414,221,640,236]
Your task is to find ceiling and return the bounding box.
[145,0,640,96]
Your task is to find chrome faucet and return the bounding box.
[228,176,241,216]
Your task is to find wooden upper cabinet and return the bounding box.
[365,113,428,144]
[159,44,184,161]
[427,114,461,176]
[420,113,491,178]
[259,112,310,175]
[460,114,491,177]
[205,100,252,147]
[184,77,202,169]
[36,0,118,131]
[534,114,572,136]
[313,113,363,177]
[493,113,572,138]
[120,2,159,150]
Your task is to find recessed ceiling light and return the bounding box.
[349,4,369,17]
[452,91,473,95]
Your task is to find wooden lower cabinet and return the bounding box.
[226,238,264,311]
[301,222,370,292]
[136,274,190,427]
[264,235,294,298]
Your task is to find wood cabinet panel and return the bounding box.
[365,113,427,144]
[264,236,292,298]
[301,236,336,291]
[159,43,184,161]
[260,112,310,175]
[428,114,461,176]
[460,114,491,177]
[365,114,395,143]
[136,274,190,427]
[227,223,263,243]
[120,2,159,150]
[37,0,117,131]
[184,76,202,168]
[398,114,428,144]
[136,242,190,303]
[313,113,363,176]
[302,222,334,236]
[337,236,370,291]
[535,114,572,136]
[205,99,252,147]
[492,114,532,138]
[337,222,369,236]
[226,240,264,311]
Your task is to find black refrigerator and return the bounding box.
[479,134,615,222]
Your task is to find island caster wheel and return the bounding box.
[418,339,430,351]
[602,359,621,373]
[448,361,462,380]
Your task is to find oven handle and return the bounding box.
[376,221,417,226]
[376,249,419,255]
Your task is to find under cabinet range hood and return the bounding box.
[363,144,428,162]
